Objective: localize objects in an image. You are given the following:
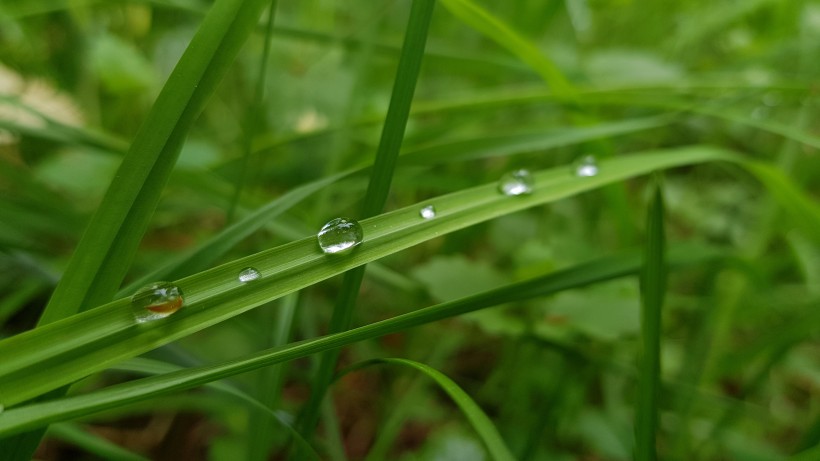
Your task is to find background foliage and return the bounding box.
[0,0,818,459]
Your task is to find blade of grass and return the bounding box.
[297,0,436,440]
[3,146,818,408]
[338,358,516,461]
[0,249,653,436]
[635,176,666,461]
[438,0,571,95]
[110,355,321,460]
[47,423,150,461]
[226,0,277,223]
[5,0,273,457]
[39,0,272,324]
[247,293,298,461]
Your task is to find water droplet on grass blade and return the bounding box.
[317,217,363,254]
[498,169,534,196]
[238,267,261,283]
[574,155,599,177]
[132,282,184,323]
[420,205,436,219]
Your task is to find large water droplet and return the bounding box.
[317,217,363,254]
[574,155,599,177]
[498,169,534,196]
[131,282,184,323]
[238,267,261,283]
[420,205,436,219]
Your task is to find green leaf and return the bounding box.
[0,146,801,409]
[338,358,516,461]
[91,32,156,94]
[39,0,272,325]
[298,0,437,439]
[0,249,654,436]
[635,177,666,461]
[439,0,571,94]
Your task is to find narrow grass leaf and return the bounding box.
[635,177,666,461]
[0,250,653,435]
[39,0,272,324]
[2,146,813,408]
[47,423,149,461]
[439,0,571,94]
[298,0,437,439]
[338,358,516,461]
[111,357,321,460]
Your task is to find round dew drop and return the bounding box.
[317,217,363,254]
[238,267,261,283]
[574,155,599,177]
[419,205,436,219]
[131,282,184,323]
[498,169,534,196]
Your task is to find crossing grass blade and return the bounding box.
[438,0,571,94]
[635,177,666,461]
[0,146,817,409]
[38,0,272,325]
[297,0,437,440]
[338,358,516,461]
[47,423,150,461]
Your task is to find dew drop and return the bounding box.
[574,155,599,177]
[238,267,261,283]
[498,169,534,196]
[419,205,436,219]
[131,282,184,323]
[317,217,363,254]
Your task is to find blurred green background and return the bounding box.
[1,0,819,459]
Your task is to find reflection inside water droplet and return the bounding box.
[317,217,363,254]
[420,205,436,219]
[238,267,261,283]
[574,155,599,177]
[131,282,184,323]
[498,169,534,196]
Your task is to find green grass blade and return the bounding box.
[116,173,344,297]
[338,358,516,461]
[226,0,278,223]
[111,356,321,460]
[47,423,150,461]
[298,0,436,439]
[0,147,806,408]
[635,177,666,461]
[0,250,652,436]
[38,0,272,324]
[439,0,571,94]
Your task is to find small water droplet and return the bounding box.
[131,282,184,323]
[238,267,261,283]
[317,217,363,254]
[574,155,599,177]
[498,169,534,196]
[419,205,436,219]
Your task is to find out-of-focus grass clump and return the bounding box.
[0,0,818,460]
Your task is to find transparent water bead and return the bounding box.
[419,205,436,219]
[317,217,363,254]
[574,155,599,177]
[131,282,184,323]
[498,169,534,196]
[238,267,261,283]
